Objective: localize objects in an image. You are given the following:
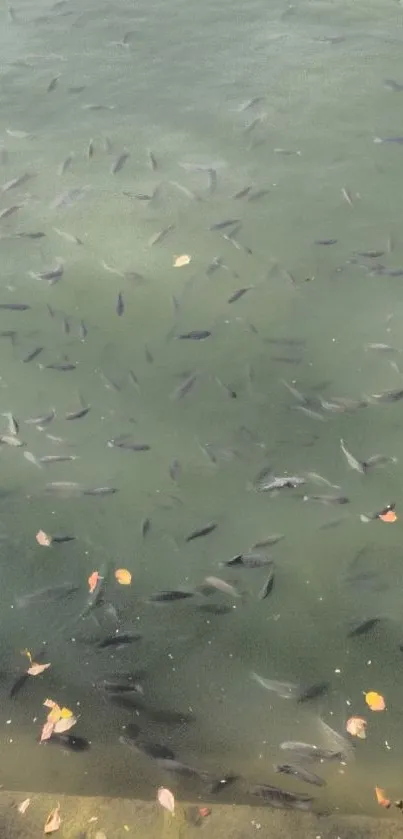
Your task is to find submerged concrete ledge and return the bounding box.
[1,791,403,839]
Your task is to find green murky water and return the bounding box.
[1,0,403,823]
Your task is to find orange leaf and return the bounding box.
[53,715,77,734]
[375,787,391,808]
[44,804,61,834]
[88,570,101,594]
[36,529,52,547]
[173,254,191,268]
[27,662,51,676]
[115,568,132,585]
[378,510,397,523]
[346,716,367,738]
[40,720,55,743]
[365,691,386,711]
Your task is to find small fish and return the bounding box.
[116,292,124,316]
[1,172,32,192]
[170,373,197,400]
[373,136,403,145]
[255,472,306,492]
[347,618,381,637]
[141,517,151,538]
[46,363,76,371]
[247,188,270,202]
[250,784,314,811]
[208,775,239,794]
[169,458,181,481]
[274,764,325,787]
[2,412,19,436]
[279,741,344,762]
[25,410,55,426]
[39,455,79,463]
[177,330,211,341]
[371,388,403,402]
[203,576,241,598]
[83,486,118,496]
[340,438,365,473]
[228,287,253,304]
[258,571,275,600]
[341,187,353,206]
[297,681,330,703]
[148,591,195,602]
[0,302,30,311]
[186,522,217,542]
[0,435,24,447]
[155,758,203,778]
[210,218,240,231]
[222,553,274,569]
[98,632,142,649]
[293,405,326,421]
[314,239,338,245]
[148,225,174,246]
[52,227,83,245]
[58,154,74,175]
[251,535,284,548]
[232,186,252,199]
[251,672,297,699]
[23,347,43,363]
[111,150,129,174]
[65,406,90,420]
[47,76,60,93]
[16,582,79,609]
[47,734,90,752]
[303,493,349,505]
[147,149,158,170]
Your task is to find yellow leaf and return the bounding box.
[60,706,73,719]
[173,254,191,268]
[115,568,132,585]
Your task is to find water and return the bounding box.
[0,0,403,821]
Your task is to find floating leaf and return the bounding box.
[44,804,61,834]
[40,720,55,743]
[36,529,52,547]
[375,787,391,808]
[47,705,62,725]
[88,570,101,593]
[157,786,175,814]
[43,698,57,709]
[28,662,51,677]
[173,254,191,268]
[346,716,367,738]
[18,798,31,815]
[365,691,386,711]
[60,706,73,719]
[53,714,77,734]
[115,568,132,585]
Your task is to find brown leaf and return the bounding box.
[44,804,61,834]
[28,662,51,676]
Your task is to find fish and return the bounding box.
[29,261,64,284]
[0,435,24,447]
[347,617,381,637]
[98,632,142,649]
[147,591,195,602]
[107,439,150,452]
[52,227,83,245]
[314,239,338,245]
[2,412,19,436]
[170,373,197,401]
[83,486,118,496]
[250,784,314,811]
[0,205,23,220]
[16,582,79,609]
[384,79,403,91]
[148,225,174,246]
[177,330,211,340]
[169,458,181,481]
[23,347,43,363]
[251,535,284,548]
[197,603,233,615]
[110,151,129,174]
[279,741,345,762]
[232,186,252,199]
[25,410,55,426]
[363,453,397,470]
[0,303,30,311]
[147,149,158,170]
[373,136,403,144]
[1,172,32,192]
[119,735,174,760]
[371,388,403,402]
[296,681,330,703]
[221,554,274,569]
[203,577,241,598]
[251,672,297,699]
[303,494,349,505]
[274,764,325,787]
[40,455,79,464]
[208,775,239,794]
[255,471,306,492]
[209,219,240,231]
[155,758,204,779]
[228,287,253,304]
[293,405,326,421]
[258,571,275,600]
[65,406,90,420]
[186,522,217,542]
[45,482,82,495]
[340,438,365,473]
[116,292,124,316]
[46,363,76,371]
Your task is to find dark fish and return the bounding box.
[47,733,90,752]
[258,570,275,600]
[250,783,314,811]
[197,603,233,615]
[65,406,90,420]
[314,239,338,245]
[111,151,129,174]
[46,363,76,371]
[0,302,30,310]
[232,186,252,199]
[148,590,195,602]
[384,79,403,92]
[222,553,274,569]
[296,681,330,703]
[52,535,75,544]
[116,292,124,316]
[303,494,349,505]
[83,486,118,495]
[14,231,46,239]
[170,373,197,401]
[247,188,270,202]
[252,535,284,548]
[178,330,211,341]
[356,250,385,258]
[280,741,343,761]
[274,764,325,787]
[9,649,47,698]
[228,287,252,304]
[98,631,142,649]
[23,347,43,363]
[186,522,217,542]
[169,458,181,481]
[210,219,240,231]
[119,734,175,760]
[141,517,151,538]
[347,617,381,637]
